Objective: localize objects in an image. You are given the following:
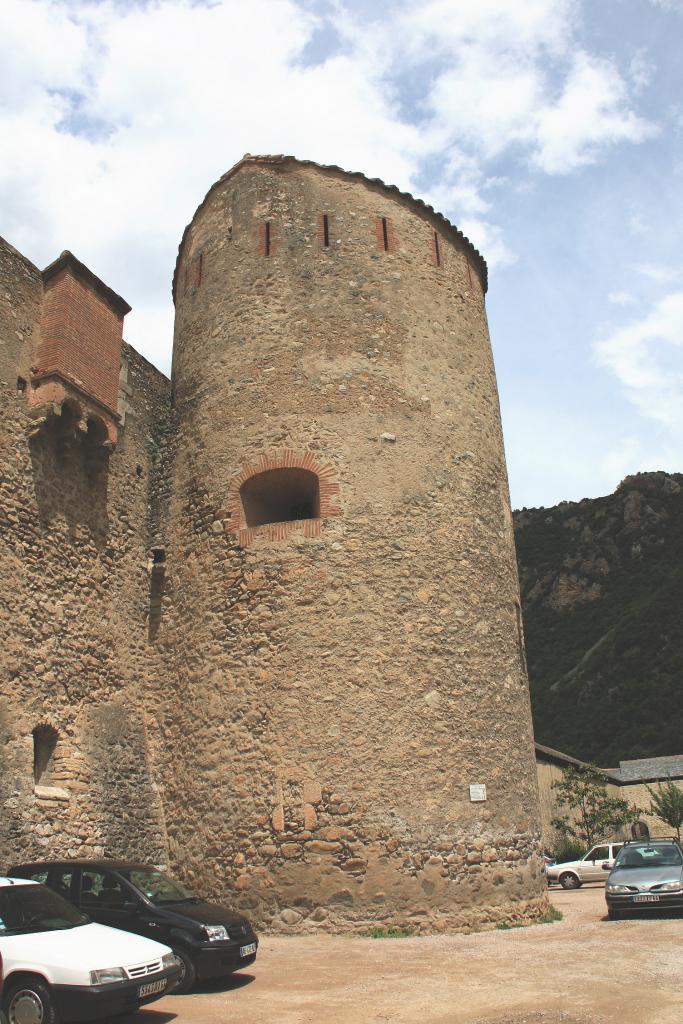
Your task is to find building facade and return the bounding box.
[536,743,683,849]
[0,155,547,931]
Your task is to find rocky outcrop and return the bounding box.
[514,472,683,766]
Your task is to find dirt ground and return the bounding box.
[121,885,682,1024]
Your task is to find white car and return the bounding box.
[545,841,624,889]
[0,877,180,1023]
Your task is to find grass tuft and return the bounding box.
[360,926,413,938]
[496,906,563,931]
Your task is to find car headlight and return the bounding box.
[606,884,631,894]
[203,924,229,942]
[655,882,682,892]
[89,967,127,985]
[162,953,178,970]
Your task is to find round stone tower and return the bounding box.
[162,154,546,932]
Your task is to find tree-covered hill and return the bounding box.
[514,472,683,767]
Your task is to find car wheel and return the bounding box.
[3,977,58,1024]
[172,949,197,994]
[559,873,581,890]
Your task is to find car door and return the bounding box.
[578,845,610,881]
[46,865,77,906]
[77,868,140,935]
[609,844,623,869]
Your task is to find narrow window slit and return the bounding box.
[148,548,166,641]
[323,214,330,249]
[381,217,389,251]
[434,232,441,267]
[265,221,271,257]
[33,725,58,786]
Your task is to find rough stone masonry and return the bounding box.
[0,155,548,932]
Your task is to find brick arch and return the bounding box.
[227,450,341,544]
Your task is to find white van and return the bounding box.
[0,877,180,1022]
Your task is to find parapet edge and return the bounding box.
[172,153,489,302]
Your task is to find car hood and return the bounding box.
[0,922,171,984]
[158,898,252,929]
[609,866,683,889]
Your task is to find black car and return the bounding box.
[9,860,258,993]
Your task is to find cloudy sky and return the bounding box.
[2,0,682,508]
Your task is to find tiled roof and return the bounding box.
[612,755,683,783]
[172,153,488,301]
[534,742,622,783]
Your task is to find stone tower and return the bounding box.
[159,155,546,931]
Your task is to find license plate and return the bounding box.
[138,978,167,998]
[633,894,660,902]
[240,942,257,957]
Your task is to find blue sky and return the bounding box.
[2,0,682,508]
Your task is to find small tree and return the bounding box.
[647,780,683,840]
[551,764,640,848]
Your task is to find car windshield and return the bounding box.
[123,868,194,906]
[614,844,683,868]
[0,884,88,934]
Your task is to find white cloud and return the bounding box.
[629,50,654,93]
[531,53,654,174]
[608,291,636,305]
[0,0,656,371]
[594,292,683,437]
[648,0,683,11]
[635,263,683,284]
[598,436,646,487]
[459,217,516,268]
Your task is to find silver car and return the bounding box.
[605,839,683,919]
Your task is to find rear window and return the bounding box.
[615,844,683,868]
[11,868,49,885]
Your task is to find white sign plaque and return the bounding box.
[469,784,487,802]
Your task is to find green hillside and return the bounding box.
[514,472,683,767]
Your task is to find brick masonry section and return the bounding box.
[375,216,397,253]
[432,230,445,268]
[34,261,125,415]
[317,212,333,250]
[183,252,203,294]
[257,220,278,257]
[227,449,341,545]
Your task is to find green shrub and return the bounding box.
[551,839,585,862]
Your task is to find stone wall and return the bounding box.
[536,751,682,849]
[0,236,171,868]
[160,157,547,931]
[0,156,547,933]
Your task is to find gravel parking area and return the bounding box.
[120,886,682,1024]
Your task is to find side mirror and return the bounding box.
[122,900,139,914]
[601,862,610,871]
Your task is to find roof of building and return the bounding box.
[534,742,622,783]
[611,755,683,783]
[535,742,683,785]
[172,153,488,301]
